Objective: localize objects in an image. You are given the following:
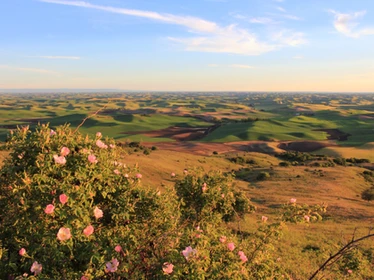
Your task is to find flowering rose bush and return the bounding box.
[174,170,255,224]
[281,200,327,224]
[0,124,289,279]
[0,125,180,279]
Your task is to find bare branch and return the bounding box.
[73,105,109,134]
[309,233,374,280]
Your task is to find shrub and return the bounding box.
[174,170,255,223]
[128,141,141,148]
[0,124,289,279]
[277,151,314,163]
[281,200,327,223]
[361,187,374,201]
[0,125,180,279]
[333,157,346,166]
[256,172,270,181]
[228,156,246,165]
[346,158,370,164]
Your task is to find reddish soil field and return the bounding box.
[358,114,374,120]
[129,126,339,155]
[124,125,219,141]
[143,141,283,156]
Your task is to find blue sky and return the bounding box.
[1,0,374,91]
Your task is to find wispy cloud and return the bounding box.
[207,64,254,69]
[249,17,277,24]
[329,10,374,38]
[271,30,307,46]
[231,13,278,25]
[40,0,219,33]
[39,0,287,56]
[0,65,60,75]
[230,64,254,69]
[267,12,302,21]
[276,6,286,13]
[293,55,303,59]
[34,55,81,60]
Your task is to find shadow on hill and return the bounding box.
[278,141,332,152]
[111,114,134,123]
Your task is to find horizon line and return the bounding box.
[1,89,374,94]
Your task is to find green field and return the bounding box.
[2,92,374,147]
[1,92,374,279]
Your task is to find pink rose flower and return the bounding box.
[115,245,122,253]
[81,148,90,154]
[96,132,102,138]
[114,169,120,175]
[30,261,42,275]
[44,204,55,214]
[57,227,72,241]
[219,236,227,243]
[304,215,310,222]
[183,169,188,174]
[96,139,108,149]
[162,262,174,274]
[124,174,129,178]
[262,216,268,223]
[83,225,94,236]
[109,144,115,149]
[227,242,235,251]
[59,194,68,205]
[94,206,103,219]
[136,173,142,179]
[53,155,66,165]
[81,276,89,280]
[196,226,203,232]
[88,154,98,164]
[182,246,196,260]
[238,251,248,263]
[290,198,297,203]
[221,194,225,198]
[60,147,70,157]
[171,172,176,177]
[106,258,119,273]
[202,183,208,192]
[50,129,56,136]
[19,248,26,256]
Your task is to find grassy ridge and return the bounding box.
[1,92,374,148]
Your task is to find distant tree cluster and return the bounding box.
[333,157,370,166]
[228,156,256,165]
[118,141,157,155]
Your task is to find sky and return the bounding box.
[1,0,374,92]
